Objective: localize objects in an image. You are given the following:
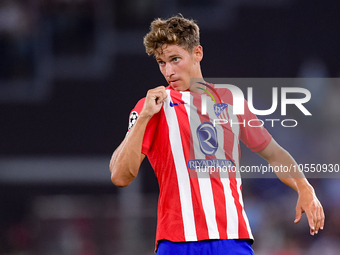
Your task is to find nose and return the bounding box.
[164,63,174,79]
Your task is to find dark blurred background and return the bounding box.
[1,0,340,254]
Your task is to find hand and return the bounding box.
[294,186,325,235]
[140,86,167,118]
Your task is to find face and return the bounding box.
[155,44,203,91]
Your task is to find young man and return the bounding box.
[110,15,324,254]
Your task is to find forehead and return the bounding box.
[155,44,191,59]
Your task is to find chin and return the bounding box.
[172,86,181,91]
[170,83,189,91]
[174,87,187,91]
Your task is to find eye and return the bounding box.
[158,61,165,66]
[173,57,179,62]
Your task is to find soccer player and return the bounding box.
[109,15,324,254]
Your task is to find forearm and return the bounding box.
[269,150,314,195]
[110,115,150,187]
[258,139,313,193]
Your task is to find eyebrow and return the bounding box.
[168,54,180,59]
[156,54,180,62]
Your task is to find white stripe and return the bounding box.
[181,91,191,121]
[164,90,197,241]
[189,94,220,239]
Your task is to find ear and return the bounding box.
[193,45,203,62]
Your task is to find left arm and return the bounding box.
[257,138,325,235]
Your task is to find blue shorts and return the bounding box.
[157,239,254,255]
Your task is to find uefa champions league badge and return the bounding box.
[213,103,228,118]
[128,111,138,130]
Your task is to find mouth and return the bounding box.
[169,79,179,86]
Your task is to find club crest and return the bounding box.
[213,103,228,118]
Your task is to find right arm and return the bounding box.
[109,86,167,187]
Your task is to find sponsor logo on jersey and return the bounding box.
[196,122,218,156]
[170,101,185,107]
[187,159,234,170]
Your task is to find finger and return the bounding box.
[314,205,320,234]
[154,86,167,95]
[320,206,325,230]
[294,208,302,224]
[315,204,324,233]
[156,91,167,104]
[153,88,167,104]
[155,85,166,90]
[305,209,315,235]
[148,86,166,97]
[159,87,168,101]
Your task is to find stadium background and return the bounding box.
[0,0,340,254]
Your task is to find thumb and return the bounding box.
[294,208,302,224]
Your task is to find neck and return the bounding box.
[189,77,206,93]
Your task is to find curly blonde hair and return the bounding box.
[143,15,200,56]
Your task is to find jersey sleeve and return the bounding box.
[238,99,272,152]
[127,98,159,156]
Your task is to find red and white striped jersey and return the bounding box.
[127,85,272,248]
